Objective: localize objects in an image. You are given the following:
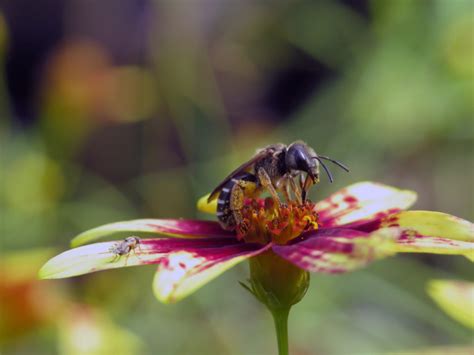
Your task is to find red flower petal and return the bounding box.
[151,239,271,303]
[71,219,234,247]
[40,237,268,285]
[315,182,417,228]
[272,228,396,273]
[395,234,474,256]
[356,211,473,259]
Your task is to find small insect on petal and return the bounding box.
[39,240,155,279]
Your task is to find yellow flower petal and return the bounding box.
[427,279,474,329]
[316,182,417,227]
[71,218,231,247]
[39,241,154,279]
[196,193,217,215]
[273,228,397,273]
[380,211,474,258]
[152,244,270,303]
[381,211,474,242]
[464,253,474,262]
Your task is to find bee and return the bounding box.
[109,236,142,264]
[208,141,349,230]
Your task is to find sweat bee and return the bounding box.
[208,141,349,230]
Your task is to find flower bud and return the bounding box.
[248,250,310,311]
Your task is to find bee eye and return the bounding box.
[295,151,310,170]
[286,144,311,172]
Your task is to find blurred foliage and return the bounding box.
[0,0,472,354]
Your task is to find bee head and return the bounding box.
[286,141,350,184]
[285,141,350,202]
[285,142,319,183]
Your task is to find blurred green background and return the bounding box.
[0,0,473,354]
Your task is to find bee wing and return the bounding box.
[207,148,277,202]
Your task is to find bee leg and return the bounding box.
[299,173,308,202]
[299,173,305,190]
[302,173,314,202]
[289,176,303,205]
[298,174,308,203]
[230,183,246,225]
[277,176,292,203]
[257,167,281,207]
[283,180,292,203]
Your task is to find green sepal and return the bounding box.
[248,250,310,311]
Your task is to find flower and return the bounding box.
[427,279,474,329]
[39,182,474,304]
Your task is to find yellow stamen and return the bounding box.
[237,198,319,245]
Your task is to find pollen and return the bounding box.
[236,198,319,245]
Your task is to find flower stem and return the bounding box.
[271,307,290,355]
[247,251,309,355]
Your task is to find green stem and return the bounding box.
[271,307,290,355]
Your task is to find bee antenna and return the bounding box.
[313,157,334,183]
[317,155,350,172]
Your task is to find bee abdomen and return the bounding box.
[217,173,257,230]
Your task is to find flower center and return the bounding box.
[236,198,319,245]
